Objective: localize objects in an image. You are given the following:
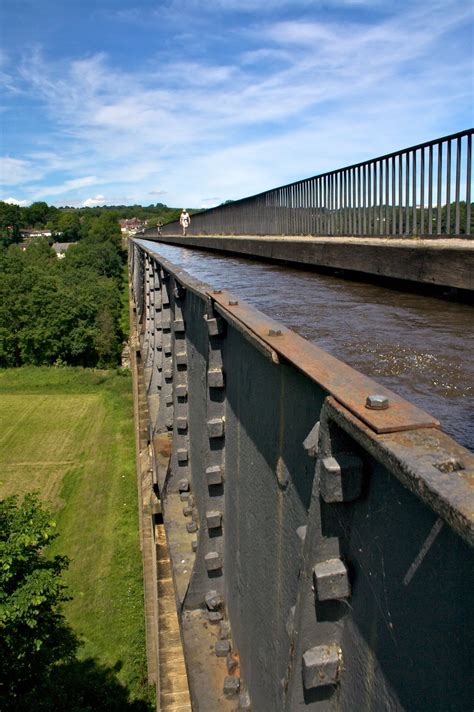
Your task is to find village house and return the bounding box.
[119,218,146,235]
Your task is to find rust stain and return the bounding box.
[209,288,440,435]
[155,431,172,458]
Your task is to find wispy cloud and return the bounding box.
[1,0,472,207]
[0,157,36,186]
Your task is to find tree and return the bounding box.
[95,306,120,367]
[0,202,22,247]
[0,494,77,706]
[25,202,51,227]
[56,211,81,242]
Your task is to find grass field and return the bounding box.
[0,367,154,707]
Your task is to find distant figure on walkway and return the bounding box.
[156,220,163,235]
[180,209,191,236]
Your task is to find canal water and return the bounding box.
[138,239,474,451]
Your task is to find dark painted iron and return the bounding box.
[130,240,474,712]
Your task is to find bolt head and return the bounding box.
[223,676,240,696]
[228,300,239,306]
[302,644,341,689]
[208,610,222,623]
[204,551,222,571]
[206,465,223,486]
[205,590,223,610]
[365,394,389,410]
[215,639,231,657]
[313,558,350,601]
[206,510,223,529]
[268,329,282,337]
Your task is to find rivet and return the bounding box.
[191,540,198,552]
[365,394,389,410]
[186,521,198,533]
[178,478,190,492]
[268,329,282,337]
[228,300,239,306]
[434,458,464,473]
[213,289,222,294]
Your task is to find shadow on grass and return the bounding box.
[3,655,154,712]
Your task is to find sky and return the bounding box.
[0,0,473,209]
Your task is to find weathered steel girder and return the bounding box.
[130,240,473,712]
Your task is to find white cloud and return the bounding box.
[2,196,30,206]
[82,194,107,207]
[0,157,35,186]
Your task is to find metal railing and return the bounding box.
[131,240,474,711]
[162,129,473,237]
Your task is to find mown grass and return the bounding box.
[0,366,154,707]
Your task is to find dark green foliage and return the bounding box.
[0,200,185,236]
[0,494,152,712]
[25,201,57,228]
[54,211,81,242]
[0,202,23,247]
[0,216,125,368]
[0,494,77,704]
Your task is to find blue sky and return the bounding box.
[0,0,472,208]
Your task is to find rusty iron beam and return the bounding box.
[136,242,440,434]
[208,289,439,435]
[323,396,474,546]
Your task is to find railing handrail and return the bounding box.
[197,128,474,211]
[162,128,473,237]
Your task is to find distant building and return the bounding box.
[20,229,53,238]
[119,218,146,235]
[51,242,75,259]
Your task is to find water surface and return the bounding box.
[138,239,474,451]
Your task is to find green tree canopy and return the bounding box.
[0,494,77,706]
[0,202,23,248]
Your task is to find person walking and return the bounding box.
[180,208,191,236]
